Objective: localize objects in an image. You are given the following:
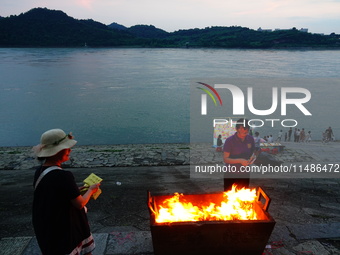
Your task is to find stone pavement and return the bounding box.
[1,141,340,254]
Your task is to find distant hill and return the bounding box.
[0,7,339,48]
[168,26,340,48]
[0,8,137,47]
[108,22,127,31]
[127,25,168,39]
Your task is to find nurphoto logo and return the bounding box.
[196,81,312,128]
[197,82,311,116]
[196,82,223,115]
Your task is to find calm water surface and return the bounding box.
[0,48,339,146]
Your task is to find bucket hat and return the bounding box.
[33,129,77,157]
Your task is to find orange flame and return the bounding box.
[155,185,258,223]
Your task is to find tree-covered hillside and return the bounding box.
[0,8,339,48]
[0,8,138,47]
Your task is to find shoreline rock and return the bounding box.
[0,142,330,170]
[0,144,191,170]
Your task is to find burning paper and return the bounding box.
[155,185,258,223]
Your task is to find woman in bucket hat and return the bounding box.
[32,129,100,255]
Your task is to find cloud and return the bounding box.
[75,0,94,9]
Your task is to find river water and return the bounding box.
[0,48,339,146]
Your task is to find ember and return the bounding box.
[155,185,258,223]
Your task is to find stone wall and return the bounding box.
[0,144,191,170]
[0,142,318,170]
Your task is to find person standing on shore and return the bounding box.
[216,134,223,152]
[327,127,334,141]
[294,128,298,142]
[306,131,312,142]
[276,130,283,142]
[288,127,292,142]
[254,131,265,150]
[267,135,274,143]
[32,129,101,255]
[223,119,255,191]
[300,128,306,143]
[296,129,301,142]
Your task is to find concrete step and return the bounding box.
[2,223,340,255]
[1,231,153,255]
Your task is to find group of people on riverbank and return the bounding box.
[291,128,312,143]
[218,125,336,150]
[251,127,312,144]
[252,126,336,144]
[247,127,312,144]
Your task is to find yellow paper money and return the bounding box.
[83,173,103,200]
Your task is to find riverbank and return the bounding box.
[1,140,340,254]
[0,141,338,170]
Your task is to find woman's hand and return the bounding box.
[72,183,101,209]
[89,183,101,194]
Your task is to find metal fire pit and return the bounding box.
[147,188,275,255]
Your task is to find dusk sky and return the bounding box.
[2,0,340,34]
